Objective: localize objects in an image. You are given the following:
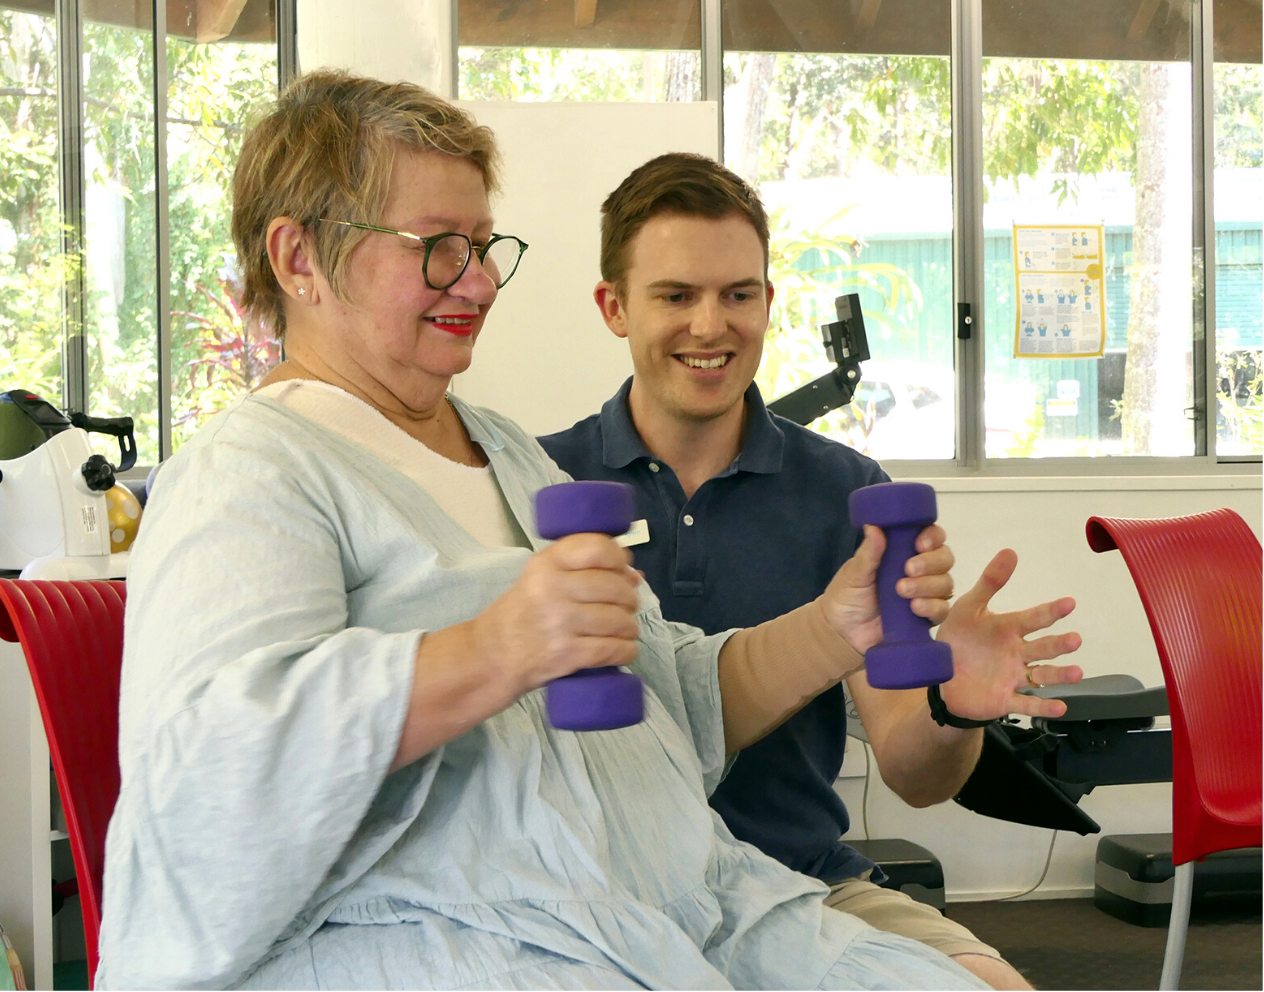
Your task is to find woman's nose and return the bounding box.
[449,254,498,304]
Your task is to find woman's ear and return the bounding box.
[266,217,318,304]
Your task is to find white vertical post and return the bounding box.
[700,0,723,158]
[153,0,172,463]
[951,0,985,469]
[29,691,53,991]
[1160,860,1195,989]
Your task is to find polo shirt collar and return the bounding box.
[598,377,785,475]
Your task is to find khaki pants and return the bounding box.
[825,875,1003,961]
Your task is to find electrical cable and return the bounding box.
[861,741,872,840]
[996,830,1058,901]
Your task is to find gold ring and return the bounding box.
[1025,667,1043,689]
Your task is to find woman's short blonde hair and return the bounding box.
[232,70,501,338]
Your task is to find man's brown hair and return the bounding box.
[599,153,769,295]
[232,69,501,339]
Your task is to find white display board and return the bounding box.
[450,100,719,437]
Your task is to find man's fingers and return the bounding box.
[1023,662,1084,688]
[910,598,951,626]
[1005,692,1073,721]
[915,523,947,554]
[905,543,954,579]
[847,525,887,586]
[958,549,1018,610]
[1010,596,1077,637]
[1021,632,1083,664]
[899,573,954,602]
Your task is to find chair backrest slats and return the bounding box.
[1087,509,1262,865]
[0,578,126,987]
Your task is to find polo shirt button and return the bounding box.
[683,515,694,526]
[648,462,660,473]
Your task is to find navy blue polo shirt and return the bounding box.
[539,377,889,884]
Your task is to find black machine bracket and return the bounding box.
[767,294,870,427]
[70,412,138,473]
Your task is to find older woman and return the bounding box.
[96,72,1058,991]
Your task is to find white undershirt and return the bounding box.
[255,380,529,549]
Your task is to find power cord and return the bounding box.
[861,741,872,840]
[996,830,1058,901]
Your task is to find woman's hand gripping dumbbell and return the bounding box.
[468,480,644,731]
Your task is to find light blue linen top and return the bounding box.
[96,394,983,991]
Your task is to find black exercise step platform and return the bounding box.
[1094,833,1262,927]
[846,838,945,910]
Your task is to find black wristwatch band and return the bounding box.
[927,684,994,729]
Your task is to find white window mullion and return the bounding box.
[952,0,985,470]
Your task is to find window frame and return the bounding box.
[450,0,1260,475]
[50,0,296,466]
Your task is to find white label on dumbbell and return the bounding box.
[616,518,650,548]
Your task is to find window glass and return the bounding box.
[724,1,956,461]
[982,0,1196,458]
[458,0,700,101]
[1212,0,1262,457]
[0,10,61,405]
[83,8,159,463]
[166,0,279,450]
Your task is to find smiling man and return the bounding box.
[539,153,1082,991]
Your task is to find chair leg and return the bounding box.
[1159,861,1195,990]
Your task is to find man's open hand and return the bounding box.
[934,549,1083,722]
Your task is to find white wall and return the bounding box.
[449,100,719,434]
[296,0,454,96]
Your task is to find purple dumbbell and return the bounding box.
[848,481,954,689]
[535,480,644,731]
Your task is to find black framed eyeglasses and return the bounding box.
[317,219,528,290]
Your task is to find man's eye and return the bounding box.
[663,293,687,304]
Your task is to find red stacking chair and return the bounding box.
[1086,509,1262,991]
[0,579,126,989]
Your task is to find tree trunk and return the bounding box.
[725,53,774,182]
[662,50,698,102]
[1120,61,1193,456]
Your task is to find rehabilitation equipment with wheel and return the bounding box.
[0,389,139,579]
[847,480,954,690]
[535,480,644,731]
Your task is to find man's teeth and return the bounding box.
[680,355,729,369]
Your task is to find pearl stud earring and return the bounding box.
[297,287,306,296]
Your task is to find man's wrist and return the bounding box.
[926,684,994,729]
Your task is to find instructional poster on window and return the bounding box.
[1013,224,1107,359]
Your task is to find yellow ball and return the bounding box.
[105,485,143,553]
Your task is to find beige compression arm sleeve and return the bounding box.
[717,598,865,754]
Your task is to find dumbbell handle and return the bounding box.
[536,481,644,731]
[848,481,954,690]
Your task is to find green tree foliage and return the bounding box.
[0,10,276,459]
[461,46,696,102]
[0,13,62,399]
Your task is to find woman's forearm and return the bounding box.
[717,599,864,754]
[390,622,524,771]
